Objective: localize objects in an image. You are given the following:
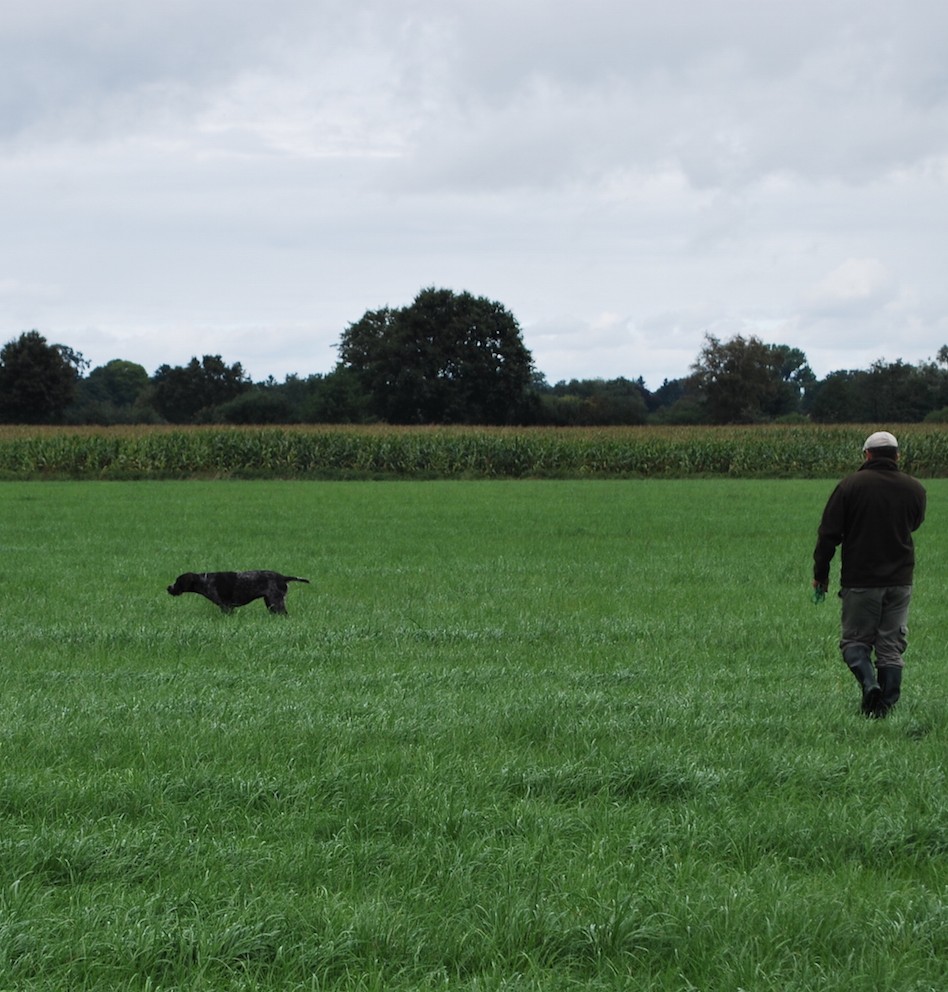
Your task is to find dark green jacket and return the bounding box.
[813,458,927,588]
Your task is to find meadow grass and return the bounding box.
[1,478,947,990]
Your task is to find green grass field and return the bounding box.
[2,479,947,991]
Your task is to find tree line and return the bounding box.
[3,286,948,426]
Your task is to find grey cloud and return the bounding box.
[8,0,948,187]
[0,0,375,143]
[395,0,948,191]
[3,0,948,388]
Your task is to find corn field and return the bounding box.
[1,424,948,479]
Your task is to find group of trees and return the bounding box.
[3,287,948,426]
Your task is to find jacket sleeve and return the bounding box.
[913,487,927,531]
[813,485,844,585]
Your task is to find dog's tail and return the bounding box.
[285,576,310,583]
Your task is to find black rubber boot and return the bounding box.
[843,646,882,716]
[877,666,903,718]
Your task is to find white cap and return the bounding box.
[863,430,899,451]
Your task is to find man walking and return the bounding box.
[813,431,927,717]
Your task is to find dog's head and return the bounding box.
[167,572,200,596]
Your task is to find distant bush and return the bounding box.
[215,391,296,425]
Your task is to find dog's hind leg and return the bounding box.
[264,582,289,614]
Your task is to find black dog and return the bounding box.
[167,570,309,614]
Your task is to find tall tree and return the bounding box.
[808,360,948,423]
[84,359,150,407]
[807,370,868,422]
[864,359,946,422]
[151,355,250,423]
[0,330,86,423]
[337,287,536,424]
[690,334,813,423]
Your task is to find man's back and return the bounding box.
[815,457,926,587]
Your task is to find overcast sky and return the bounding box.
[2,0,947,389]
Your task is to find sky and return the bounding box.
[2,0,948,390]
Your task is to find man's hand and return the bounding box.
[811,579,827,604]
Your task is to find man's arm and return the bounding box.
[813,486,844,588]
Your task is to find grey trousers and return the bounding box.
[839,586,912,669]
